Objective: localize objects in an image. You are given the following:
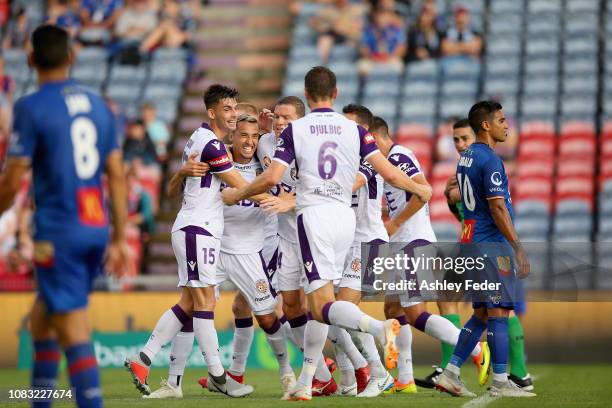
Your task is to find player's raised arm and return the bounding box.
[105,149,129,274]
[366,152,432,202]
[167,152,210,197]
[385,173,430,236]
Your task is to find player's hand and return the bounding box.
[260,190,296,214]
[258,109,274,133]
[415,183,433,202]
[222,187,241,205]
[179,152,209,177]
[444,176,458,199]
[106,238,130,278]
[515,246,530,279]
[384,219,400,237]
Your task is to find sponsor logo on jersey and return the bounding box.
[77,187,107,227]
[398,162,416,174]
[304,261,313,273]
[188,260,197,271]
[211,141,221,150]
[255,279,269,294]
[364,133,375,144]
[490,172,503,186]
[209,154,230,167]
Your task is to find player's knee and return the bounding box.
[232,298,252,318]
[255,313,277,330]
[282,295,306,319]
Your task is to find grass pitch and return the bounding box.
[1,364,611,407]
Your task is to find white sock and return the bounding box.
[396,323,414,384]
[168,329,194,387]
[263,319,293,377]
[328,326,367,369]
[193,311,224,376]
[493,372,508,383]
[229,318,254,376]
[297,320,328,387]
[446,363,460,376]
[333,344,356,387]
[423,314,482,357]
[325,301,384,343]
[355,332,385,378]
[290,315,331,381]
[141,306,185,362]
[282,319,296,346]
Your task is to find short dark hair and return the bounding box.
[203,84,239,110]
[342,104,373,129]
[275,96,306,118]
[453,118,470,129]
[370,116,390,139]
[304,66,336,102]
[468,101,503,133]
[31,25,71,70]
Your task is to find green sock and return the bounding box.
[508,316,528,378]
[439,313,461,369]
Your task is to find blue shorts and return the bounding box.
[35,230,107,314]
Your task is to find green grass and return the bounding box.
[1,365,611,407]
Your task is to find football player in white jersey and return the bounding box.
[325,104,394,397]
[223,66,432,401]
[258,96,339,397]
[125,85,267,399]
[368,117,489,394]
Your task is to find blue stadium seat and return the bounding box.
[487,13,522,35]
[330,45,357,61]
[431,222,460,242]
[328,61,358,79]
[486,35,523,57]
[516,200,550,217]
[336,78,359,98]
[516,216,551,239]
[525,59,560,77]
[152,99,178,123]
[151,47,188,62]
[485,56,521,76]
[528,0,562,14]
[490,0,524,14]
[567,0,599,13]
[563,75,598,96]
[484,78,519,98]
[76,47,108,65]
[557,200,592,217]
[599,197,612,217]
[290,44,319,60]
[439,98,473,119]
[564,59,598,76]
[561,96,597,119]
[564,34,599,56]
[525,37,561,57]
[399,97,436,120]
[553,216,593,238]
[527,14,562,35]
[363,79,401,98]
[108,64,147,85]
[520,96,558,122]
[282,79,303,96]
[523,76,559,97]
[143,84,182,100]
[440,80,477,98]
[150,62,187,84]
[106,82,141,101]
[564,13,599,34]
[71,65,107,87]
[286,60,316,80]
[403,80,437,98]
[405,59,439,81]
[441,58,481,80]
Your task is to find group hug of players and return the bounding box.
[123,67,536,400]
[1,25,538,408]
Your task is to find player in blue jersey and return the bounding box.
[0,25,128,408]
[435,101,535,398]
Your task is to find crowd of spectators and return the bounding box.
[0,0,194,285]
[307,0,483,74]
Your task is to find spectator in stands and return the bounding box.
[358,5,406,76]
[2,6,30,49]
[0,55,15,144]
[122,119,159,166]
[141,102,170,161]
[139,0,194,52]
[310,0,366,63]
[441,5,482,58]
[78,0,124,44]
[435,116,461,163]
[406,4,444,62]
[114,0,158,46]
[127,166,155,239]
[105,97,127,147]
[46,0,82,39]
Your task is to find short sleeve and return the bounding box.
[272,123,296,167]
[8,99,37,160]
[482,157,506,199]
[358,160,376,182]
[388,152,421,177]
[358,125,379,160]
[201,138,233,173]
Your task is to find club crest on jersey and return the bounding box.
[351,259,361,272]
[263,156,272,168]
[304,261,313,273]
[255,279,269,294]
[364,133,375,144]
[491,172,503,186]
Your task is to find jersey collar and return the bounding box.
[311,107,334,113]
[201,123,212,131]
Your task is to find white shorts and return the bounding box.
[296,204,355,294]
[277,236,306,292]
[262,234,280,291]
[172,227,220,288]
[340,240,389,292]
[216,251,278,315]
[396,240,437,308]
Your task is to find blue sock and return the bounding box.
[487,317,509,376]
[32,339,61,408]
[65,343,102,408]
[449,315,487,368]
